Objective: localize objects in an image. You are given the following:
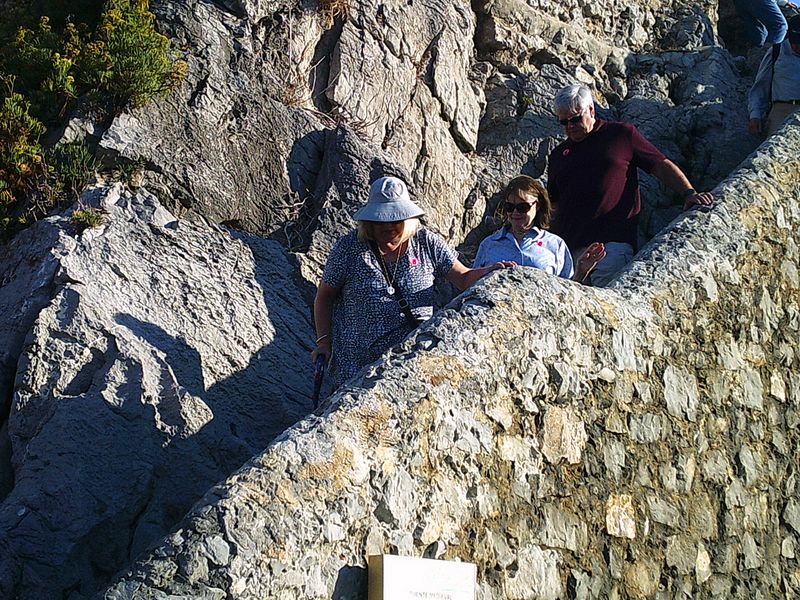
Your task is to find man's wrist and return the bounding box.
[682,187,697,198]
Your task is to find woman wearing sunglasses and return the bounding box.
[474,176,604,282]
[312,176,515,388]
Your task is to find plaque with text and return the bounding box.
[368,554,476,600]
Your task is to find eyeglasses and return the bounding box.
[503,202,535,214]
[558,112,585,126]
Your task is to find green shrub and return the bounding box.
[0,78,46,210]
[87,0,186,108]
[70,205,104,232]
[48,141,97,199]
[0,0,185,237]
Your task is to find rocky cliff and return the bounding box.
[0,0,794,598]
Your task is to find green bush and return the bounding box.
[48,141,97,199]
[5,17,86,123]
[89,0,186,108]
[70,205,104,232]
[0,78,46,211]
[0,0,185,237]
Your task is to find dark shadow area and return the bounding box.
[332,565,368,600]
[717,0,751,56]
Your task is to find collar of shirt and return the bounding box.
[498,224,544,243]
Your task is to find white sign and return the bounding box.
[368,554,476,600]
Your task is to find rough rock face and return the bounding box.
[0,186,314,598]
[101,117,800,598]
[96,0,755,254]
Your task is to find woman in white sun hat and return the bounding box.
[312,176,515,387]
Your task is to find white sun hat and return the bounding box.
[353,176,425,222]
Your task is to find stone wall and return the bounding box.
[102,116,800,599]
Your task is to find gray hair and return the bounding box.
[553,84,594,115]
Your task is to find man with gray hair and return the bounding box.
[547,84,713,287]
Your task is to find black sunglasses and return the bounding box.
[558,113,584,126]
[503,202,535,214]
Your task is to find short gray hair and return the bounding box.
[553,84,594,115]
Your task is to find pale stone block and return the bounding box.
[666,535,695,574]
[770,371,787,401]
[782,536,796,559]
[664,365,699,421]
[784,498,800,534]
[504,545,563,600]
[696,542,712,584]
[541,406,587,465]
[537,505,589,552]
[606,494,636,539]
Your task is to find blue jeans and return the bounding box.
[733,0,788,47]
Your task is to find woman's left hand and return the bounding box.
[492,260,517,271]
[575,242,606,282]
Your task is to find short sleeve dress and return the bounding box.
[322,228,457,386]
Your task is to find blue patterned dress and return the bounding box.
[322,228,457,386]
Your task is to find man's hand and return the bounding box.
[748,117,763,136]
[683,191,714,211]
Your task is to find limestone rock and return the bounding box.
[0,185,313,598]
[606,494,637,539]
[541,405,587,464]
[97,118,800,599]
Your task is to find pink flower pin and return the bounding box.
[537,240,543,246]
[563,148,570,156]
[410,257,418,266]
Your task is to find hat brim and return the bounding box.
[353,203,425,222]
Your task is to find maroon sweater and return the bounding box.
[547,120,665,250]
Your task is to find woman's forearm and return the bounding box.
[312,283,338,362]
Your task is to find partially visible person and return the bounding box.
[547,84,714,287]
[748,14,800,136]
[474,176,605,283]
[312,176,515,387]
[734,0,796,48]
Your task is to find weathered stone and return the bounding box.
[541,406,587,465]
[536,505,588,553]
[664,365,700,421]
[504,545,563,600]
[623,558,660,599]
[665,535,695,574]
[785,499,800,535]
[696,542,712,584]
[702,450,732,485]
[629,413,662,444]
[742,532,764,569]
[782,536,797,559]
[0,186,313,597]
[603,439,626,482]
[606,494,636,539]
[648,495,682,528]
